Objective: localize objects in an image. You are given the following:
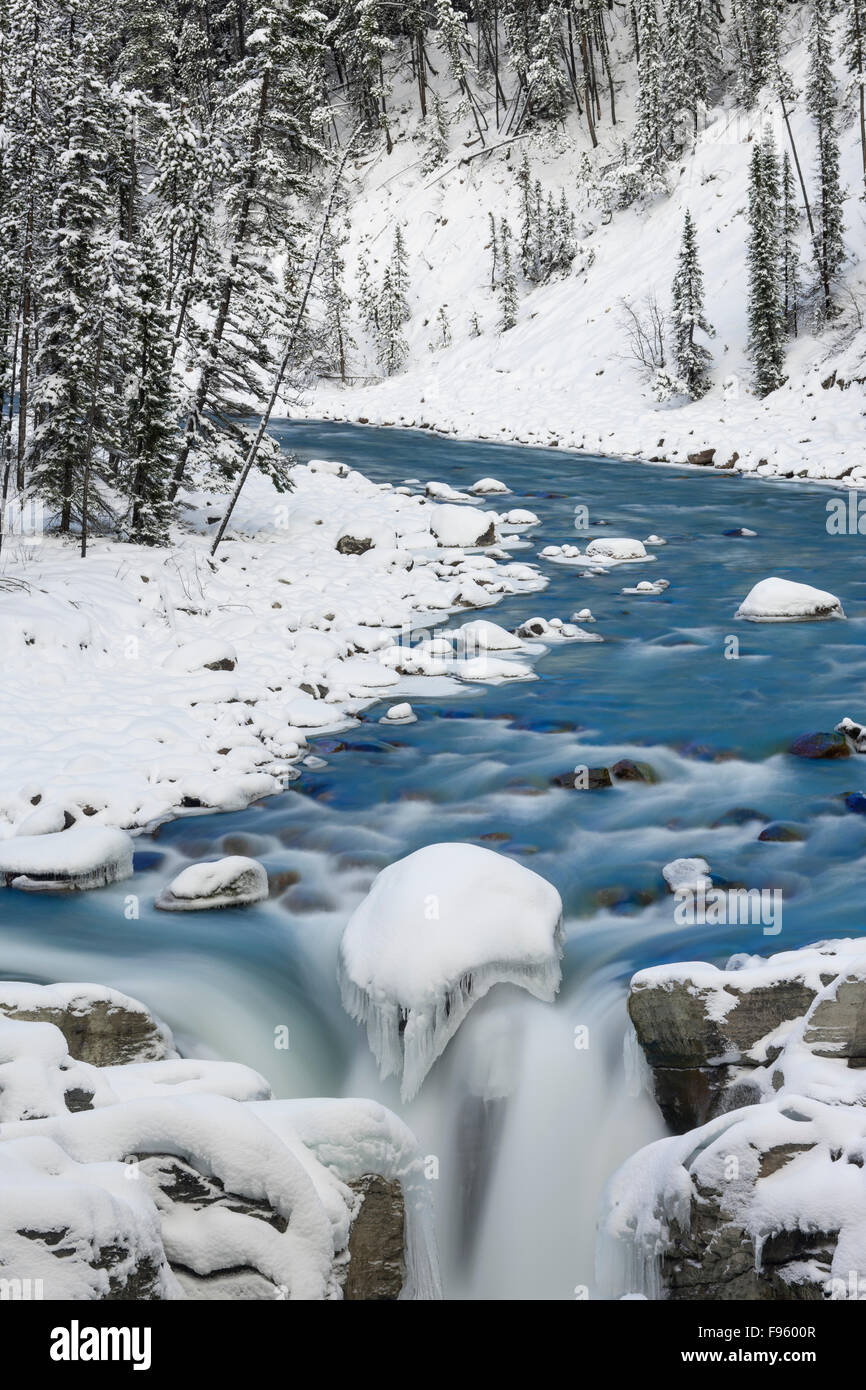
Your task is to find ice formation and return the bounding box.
[337,842,563,1101]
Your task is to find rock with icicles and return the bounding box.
[337,842,563,1102]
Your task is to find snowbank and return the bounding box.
[338,842,563,1101]
[0,460,545,840]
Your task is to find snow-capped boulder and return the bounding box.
[338,842,563,1101]
[335,522,397,555]
[155,856,269,912]
[606,941,866,1299]
[429,505,496,548]
[469,477,509,495]
[735,577,844,621]
[454,618,524,653]
[585,537,648,561]
[662,857,712,893]
[499,508,539,527]
[425,480,472,502]
[379,703,416,724]
[162,638,238,672]
[0,982,175,1067]
[0,826,134,891]
[837,716,866,753]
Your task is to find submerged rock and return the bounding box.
[611,758,657,784]
[758,821,808,842]
[789,731,851,760]
[155,856,269,911]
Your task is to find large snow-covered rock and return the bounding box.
[604,940,866,1299]
[735,577,845,621]
[162,637,238,672]
[0,825,134,890]
[0,1001,442,1299]
[155,856,269,912]
[584,537,648,562]
[0,982,175,1066]
[338,843,563,1100]
[429,505,496,548]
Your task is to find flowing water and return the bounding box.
[3,421,866,1299]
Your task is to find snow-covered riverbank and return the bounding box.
[0,458,544,840]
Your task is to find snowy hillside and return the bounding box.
[304,4,866,484]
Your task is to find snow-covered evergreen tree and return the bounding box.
[746,130,786,395]
[320,224,356,381]
[389,225,410,324]
[670,208,713,397]
[807,0,846,313]
[780,150,803,337]
[527,1,568,121]
[29,32,122,534]
[498,217,518,330]
[633,0,666,174]
[376,265,409,373]
[421,91,450,173]
[843,0,866,189]
[121,223,179,544]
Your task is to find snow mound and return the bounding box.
[380,703,416,724]
[0,826,134,890]
[585,537,649,562]
[454,618,524,653]
[735,577,845,621]
[469,477,509,495]
[162,638,238,672]
[429,505,496,548]
[155,856,269,912]
[337,843,563,1101]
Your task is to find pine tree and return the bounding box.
[421,91,449,173]
[746,131,786,395]
[527,1,568,121]
[780,151,803,337]
[121,223,179,544]
[29,32,122,534]
[389,224,410,324]
[498,217,518,330]
[634,0,666,174]
[670,209,713,396]
[356,249,378,335]
[488,210,499,288]
[171,0,327,498]
[807,0,846,313]
[320,224,356,381]
[516,151,535,278]
[431,304,451,350]
[376,265,408,373]
[843,0,866,189]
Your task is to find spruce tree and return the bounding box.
[843,0,866,188]
[670,209,713,397]
[807,0,846,314]
[746,131,786,395]
[421,91,450,173]
[121,223,179,544]
[320,224,355,382]
[527,1,568,121]
[780,151,803,337]
[634,0,666,174]
[376,265,408,374]
[498,217,518,331]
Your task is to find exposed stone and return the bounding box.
[789,731,851,759]
[0,983,174,1066]
[687,447,715,466]
[343,1174,405,1301]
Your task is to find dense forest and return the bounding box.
[0,0,861,547]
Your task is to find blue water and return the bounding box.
[3,420,866,1298]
